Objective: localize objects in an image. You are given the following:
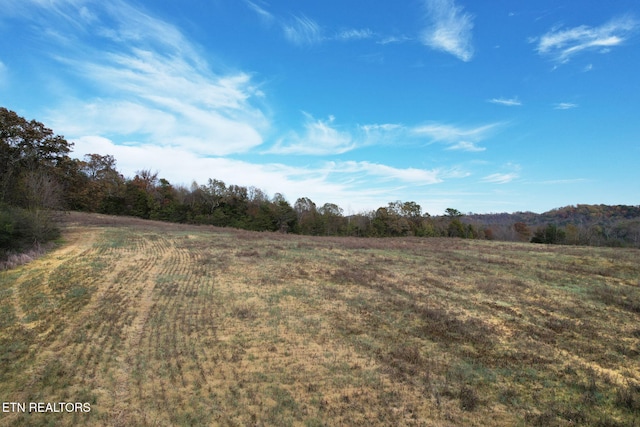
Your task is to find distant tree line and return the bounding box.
[2,107,639,258]
[464,206,640,248]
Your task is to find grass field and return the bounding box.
[1,212,639,426]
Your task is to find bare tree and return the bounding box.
[22,169,62,211]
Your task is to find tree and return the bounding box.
[80,154,125,213]
[0,107,72,253]
[150,178,181,222]
[445,208,463,218]
[564,223,580,245]
[124,177,153,218]
[318,203,344,235]
[133,169,159,193]
[294,197,323,235]
[244,186,273,230]
[371,207,391,236]
[531,224,566,244]
[0,107,73,208]
[271,193,297,233]
[222,184,249,228]
[22,169,62,211]
[447,218,466,237]
[247,186,267,203]
[294,197,316,217]
[204,179,226,214]
[400,201,422,219]
[444,208,466,238]
[400,201,424,235]
[58,157,92,211]
[483,228,495,240]
[514,222,531,242]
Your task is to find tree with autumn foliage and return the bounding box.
[0,107,74,254]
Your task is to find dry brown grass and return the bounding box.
[1,212,639,426]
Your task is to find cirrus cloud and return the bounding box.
[554,102,578,110]
[28,0,270,156]
[488,97,522,107]
[282,14,324,46]
[421,0,475,62]
[268,113,356,155]
[534,15,638,63]
[481,172,518,184]
[412,122,499,152]
[0,60,7,88]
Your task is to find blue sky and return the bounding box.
[1,0,639,215]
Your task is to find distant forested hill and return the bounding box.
[464,205,640,247]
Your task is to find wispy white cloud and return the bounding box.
[2,0,81,18]
[268,113,356,155]
[554,102,578,110]
[244,0,274,24]
[359,123,403,143]
[31,0,269,156]
[534,16,638,63]
[377,35,412,45]
[446,141,486,152]
[413,123,492,141]
[0,60,7,88]
[270,118,500,156]
[412,122,498,151]
[421,0,474,62]
[282,14,324,46]
[335,28,374,41]
[243,2,387,48]
[489,97,522,107]
[281,14,374,46]
[537,178,588,185]
[268,117,413,156]
[326,161,442,185]
[481,173,518,184]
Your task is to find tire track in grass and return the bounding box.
[123,232,191,422]
[152,236,199,420]
[129,233,223,424]
[183,244,221,395]
[16,227,172,424]
[103,230,174,424]
[0,228,109,425]
[181,266,218,402]
[8,228,100,333]
[65,231,155,386]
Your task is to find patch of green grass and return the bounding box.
[65,285,91,301]
[590,283,640,313]
[0,303,16,328]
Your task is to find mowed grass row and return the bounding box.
[1,214,639,426]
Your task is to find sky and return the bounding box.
[1,0,639,215]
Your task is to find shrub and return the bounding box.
[0,205,59,260]
[459,386,480,411]
[615,381,640,411]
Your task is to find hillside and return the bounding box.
[466,204,640,226]
[464,204,640,247]
[1,212,639,426]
